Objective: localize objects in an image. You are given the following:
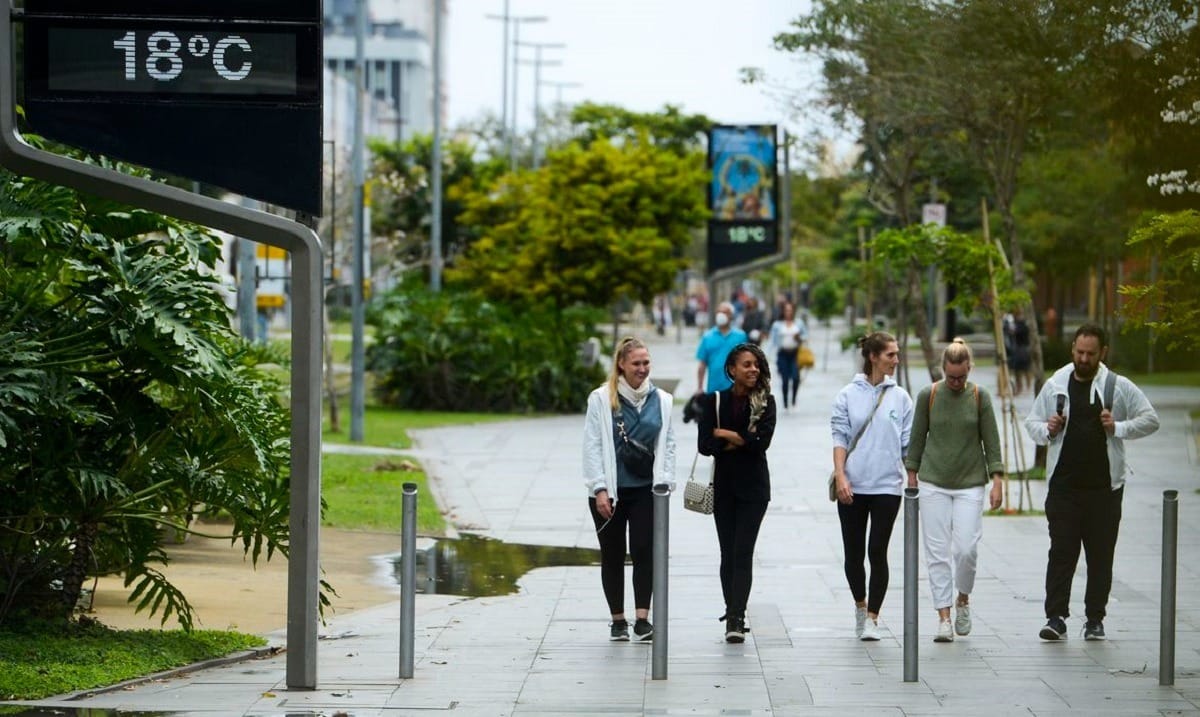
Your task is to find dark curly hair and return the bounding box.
[724,343,771,431]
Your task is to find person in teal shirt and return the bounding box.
[695,302,747,393]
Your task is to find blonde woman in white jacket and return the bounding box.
[582,337,676,642]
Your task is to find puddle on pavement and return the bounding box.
[391,533,601,596]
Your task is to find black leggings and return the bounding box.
[589,487,654,615]
[713,488,769,621]
[837,493,901,614]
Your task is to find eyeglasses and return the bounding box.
[944,372,969,383]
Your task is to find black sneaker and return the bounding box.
[633,618,653,642]
[1083,620,1106,641]
[725,617,745,644]
[610,619,630,641]
[1039,616,1068,641]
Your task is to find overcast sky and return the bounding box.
[446,0,820,140]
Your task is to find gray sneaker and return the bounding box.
[1083,620,1106,641]
[609,620,630,641]
[855,606,867,638]
[955,604,972,636]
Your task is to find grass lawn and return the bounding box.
[0,621,265,700]
[1125,371,1200,388]
[323,403,514,449]
[322,453,444,534]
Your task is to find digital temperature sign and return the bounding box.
[19,1,322,214]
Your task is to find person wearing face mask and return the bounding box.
[695,302,748,395]
[582,337,677,642]
[1025,323,1158,642]
[697,343,776,643]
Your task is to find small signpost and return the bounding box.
[2,0,325,689]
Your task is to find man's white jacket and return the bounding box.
[582,384,676,503]
[1024,363,1159,490]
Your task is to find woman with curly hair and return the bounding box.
[698,343,776,643]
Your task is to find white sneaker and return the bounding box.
[955,604,972,636]
[855,606,867,638]
[860,617,880,641]
[934,619,954,643]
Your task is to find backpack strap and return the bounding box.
[1103,370,1117,411]
[929,381,979,412]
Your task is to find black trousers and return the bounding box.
[837,493,901,614]
[1044,486,1124,621]
[589,486,654,615]
[713,487,768,621]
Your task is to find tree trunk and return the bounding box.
[323,304,340,433]
[60,522,98,618]
[908,261,940,382]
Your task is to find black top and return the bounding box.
[697,389,776,502]
[1051,375,1111,491]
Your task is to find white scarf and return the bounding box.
[617,375,653,410]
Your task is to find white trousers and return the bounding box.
[919,483,985,610]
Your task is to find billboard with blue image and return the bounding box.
[709,125,777,221]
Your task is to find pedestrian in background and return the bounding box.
[694,301,747,394]
[905,339,1004,643]
[741,296,767,345]
[768,301,808,410]
[830,331,913,641]
[582,337,677,642]
[698,343,776,644]
[1025,323,1158,642]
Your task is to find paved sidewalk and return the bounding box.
[7,319,1200,715]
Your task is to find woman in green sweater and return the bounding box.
[905,339,1004,643]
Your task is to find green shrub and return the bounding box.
[368,288,605,412]
[811,279,842,322]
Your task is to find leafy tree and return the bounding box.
[449,135,709,311]
[0,159,292,629]
[567,102,713,155]
[1120,211,1200,350]
[369,133,506,273]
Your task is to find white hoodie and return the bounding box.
[1023,362,1159,490]
[830,374,914,496]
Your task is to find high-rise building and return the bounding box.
[323,0,444,148]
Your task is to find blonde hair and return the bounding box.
[942,337,973,368]
[608,336,647,411]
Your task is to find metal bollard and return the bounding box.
[1160,489,1179,686]
[652,482,671,680]
[399,482,418,679]
[903,487,919,683]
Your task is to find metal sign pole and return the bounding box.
[1,5,324,688]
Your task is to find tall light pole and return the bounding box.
[516,41,564,169]
[430,0,443,291]
[508,15,546,171]
[350,0,367,442]
[484,1,511,154]
[542,79,582,107]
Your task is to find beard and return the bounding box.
[1074,362,1099,380]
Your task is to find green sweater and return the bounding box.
[904,380,1004,489]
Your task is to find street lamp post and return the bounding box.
[516,41,564,169]
[508,15,546,171]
